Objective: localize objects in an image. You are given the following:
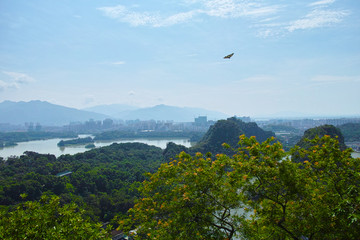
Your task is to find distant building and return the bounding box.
[195,116,207,125]
[235,116,251,123]
[103,118,114,128]
[26,122,34,131]
[35,123,42,131]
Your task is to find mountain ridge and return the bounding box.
[0,101,229,126]
[0,100,108,126]
[84,103,229,122]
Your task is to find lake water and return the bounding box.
[1,137,359,160]
[0,136,192,159]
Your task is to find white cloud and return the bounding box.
[98,5,127,19]
[0,80,14,91]
[98,1,349,38]
[3,71,34,84]
[286,9,349,32]
[98,5,157,26]
[111,61,126,65]
[98,1,280,27]
[190,0,280,18]
[0,71,34,91]
[156,10,199,27]
[98,5,196,27]
[309,0,336,7]
[256,2,350,37]
[258,16,280,23]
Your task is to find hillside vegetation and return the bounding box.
[0,143,164,222]
[1,121,359,239]
[191,117,275,154]
[296,124,346,150]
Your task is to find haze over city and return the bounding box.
[1,0,359,117]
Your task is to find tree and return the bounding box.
[119,135,360,239]
[0,195,111,240]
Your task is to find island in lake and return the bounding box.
[57,137,94,147]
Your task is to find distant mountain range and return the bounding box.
[83,104,138,117]
[0,100,108,126]
[87,104,229,122]
[0,101,229,126]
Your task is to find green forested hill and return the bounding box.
[191,117,275,154]
[296,124,346,150]
[0,142,164,222]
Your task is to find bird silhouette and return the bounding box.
[223,53,234,59]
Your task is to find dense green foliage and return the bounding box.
[0,131,78,146]
[0,195,110,239]
[2,119,359,239]
[120,135,360,239]
[191,117,274,154]
[163,142,188,162]
[57,136,94,146]
[0,143,164,222]
[339,123,360,142]
[296,125,346,151]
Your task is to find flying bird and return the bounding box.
[224,53,234,59]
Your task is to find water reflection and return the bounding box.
[0,137,192,159]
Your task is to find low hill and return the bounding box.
[0,100,108,126]
[190,117,275,154]
[0,142,164,222]
[292,125,347,163]
[296,124,346,150]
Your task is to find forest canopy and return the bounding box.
[119,135,360,239]
[0,122,359,239]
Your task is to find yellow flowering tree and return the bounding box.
[0,195,111,240]
[119,135,360,239]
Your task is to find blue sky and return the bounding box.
[0,0,359,117]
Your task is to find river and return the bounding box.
[0,135,192,159]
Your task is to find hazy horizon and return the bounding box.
[1,0,359,117]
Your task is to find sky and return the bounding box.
[0,0,359,117]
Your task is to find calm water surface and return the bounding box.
[0,136,191,159]
[1,137,359,159]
